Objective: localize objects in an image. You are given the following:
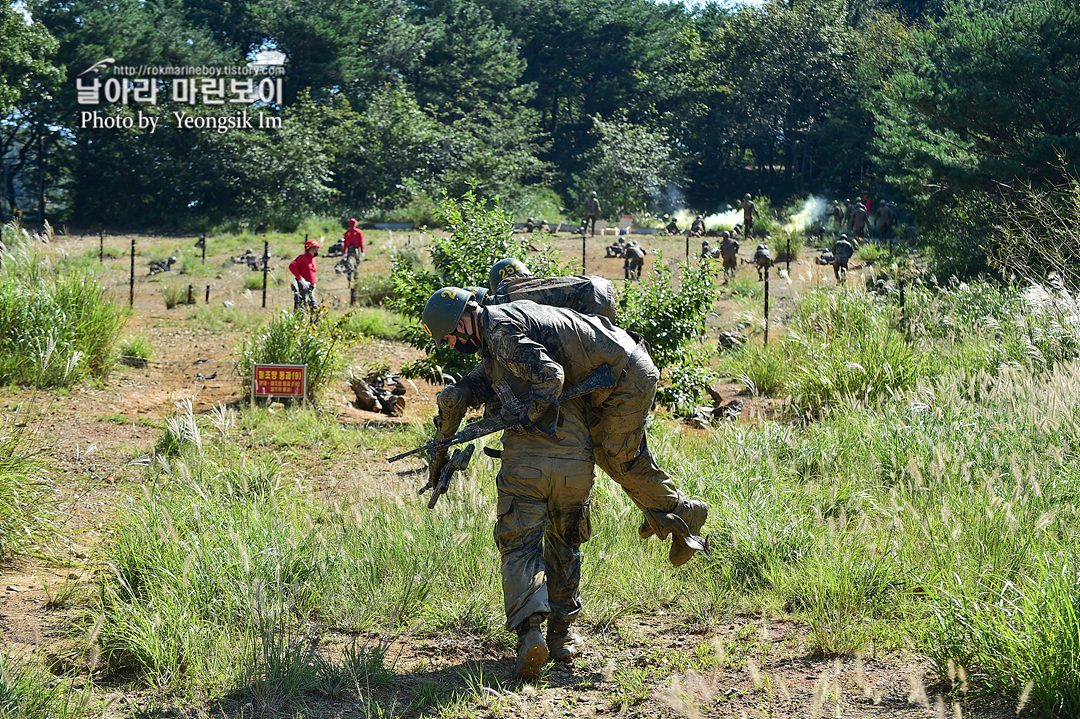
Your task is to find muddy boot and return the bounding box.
[514,614,548,682]
[669,499,709,567]
[638,511,663,540]
[547,619,582,663]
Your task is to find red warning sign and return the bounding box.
[252,363,306,398]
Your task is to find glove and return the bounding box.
[436,383,472,438]
[427,449,448,491]
[298,278,311,292]
[360,252,365,260]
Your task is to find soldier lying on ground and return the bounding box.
[148,256,177,275]
[605,238,627,258]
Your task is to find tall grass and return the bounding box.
[0,415,55,560]
[93,278,1080,715]
[0,252,128,387]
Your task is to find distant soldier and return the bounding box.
[751,243,772,281]
[851,202,868,240]
[843,199,854,230]
[832,234,855,282]
[665,217,680,235]
[739,194,757,238]
[289,238,322,313]
[830,200,844,226]
[343,218,364,262]
[582,191,601,237]
[690,214,705,237]
[875,202,896,239]
[624,241,646,280]
[605,237,626,258]
[700,238,712,258]
[720,231,740,280]
[524,218,537,233]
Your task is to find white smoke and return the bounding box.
[783,195,828,235]
[667,208,742,232]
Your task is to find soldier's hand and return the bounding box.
[428,450,449,490]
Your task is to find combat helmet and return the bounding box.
[464,285,490,305]
[422,287,475,342]
[744,193,752,200]
[488,258,531,293]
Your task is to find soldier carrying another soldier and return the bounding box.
[421,288,708,680]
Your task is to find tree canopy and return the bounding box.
[0,0,1075,273]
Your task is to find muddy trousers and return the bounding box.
[494,456,593,631]
[589,351,693,537]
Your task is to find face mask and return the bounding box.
[452,337,481,355]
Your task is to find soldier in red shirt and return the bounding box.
[289,238,321,312]
[343,218,364,261]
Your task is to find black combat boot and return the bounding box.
[547,618,583,662]
[514,613,548,681]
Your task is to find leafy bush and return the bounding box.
[656,363,718,415]
[619,255,719,369]
[0,257,127,387]
[236,311,353,402]
[390,187,572,381]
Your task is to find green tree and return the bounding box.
[0,3,62,116]
[574,114,683,218]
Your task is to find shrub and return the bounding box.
[619,255,719,369]
[656,363,718,415]
[719,342,790,396]
[236,311,353,402]
[118,334,153,368]
[390,187,573,381]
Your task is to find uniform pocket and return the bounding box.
[577,499,593,544]
[496,494,514,518]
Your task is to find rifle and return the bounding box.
[418,443,474,509]
[388,363,616,464]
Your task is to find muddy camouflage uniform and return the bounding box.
[832,237,854,280]
[492,274,617,323]
[458,301,699,545]
[720,236,740,278]
[623,245,646,279]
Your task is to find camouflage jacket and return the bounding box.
[583,197,600,216]
[833,239,854,260]
[493,274,617,322]
[624,246,646,263]
[721,238,740,259]
[462,301,636,411]
[753,246,773,265]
